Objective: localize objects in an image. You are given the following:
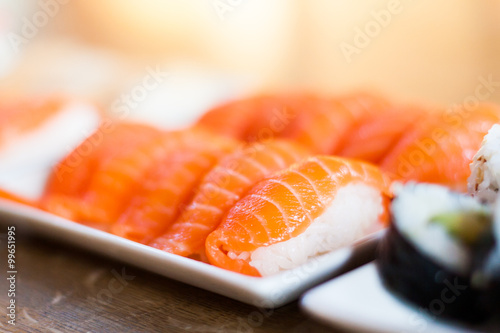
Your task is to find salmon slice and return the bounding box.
[0,96,65,148]
[109,130,239,241]
[195,97,255,140]
[205,156,392,276]
[281,92,391,154]
[335,91,391,120]
[0,188,35,207]
[198,92,391,154]
[337,106,426,164]
[43,122,163,198]
[279,96,354,154]
[40,122,163,219]
[150,140,310,257]
[196,95,301,142]
[380,103,500,191]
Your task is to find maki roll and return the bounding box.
[377,182,495,323]
[478,199,500,314]
[469,124,500,203]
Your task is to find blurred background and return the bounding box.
[1,0,500,126]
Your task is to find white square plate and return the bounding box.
[0,99,382,308]
[0,199,382,307]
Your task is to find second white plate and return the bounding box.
[301,262,500,333]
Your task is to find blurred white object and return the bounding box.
[0,1,35,78]
[114,65,252,129]
[0,101,101,199]
[0,34,15,78]
[0,38,147,104]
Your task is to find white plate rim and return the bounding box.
[0,199,383,307]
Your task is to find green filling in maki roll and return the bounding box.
[430,211,491,246]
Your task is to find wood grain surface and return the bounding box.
[0,221,344,333]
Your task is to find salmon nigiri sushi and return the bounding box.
[108,129,239,240]
[0,95,100,206]
[196,95,298,142]
[150,140,310,258]
[198,92,391,155]
[205,156,392,277]
[43,125,237,232]
[282,92,392,154]
[381,103,500,192]
[0,96,66,148]
[278,95,355,154]
[41,122,164,220]
[337,106,426,164]
[42,122,163,200]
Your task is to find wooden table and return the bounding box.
[0,223,343,332]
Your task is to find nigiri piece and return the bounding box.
[43,122,162,198]
[0,97,101,201]
[0,96,65,148]
[196,95,296,142]
[468,124,500,203]
[109,130,239,241]
[337,106,426,163]
[198,92,391,154]
[381,103,500,192]
[206,156,392,276]
[281,92,392,154]
[335,91,392,121]
[41,122,163,219]
[150,140,310,258]
[279,96,354,154]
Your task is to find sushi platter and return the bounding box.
[0,96,385,306]
[1,94,394,280]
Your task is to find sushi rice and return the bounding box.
[247,183,385,276]
[468,124,500,203]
